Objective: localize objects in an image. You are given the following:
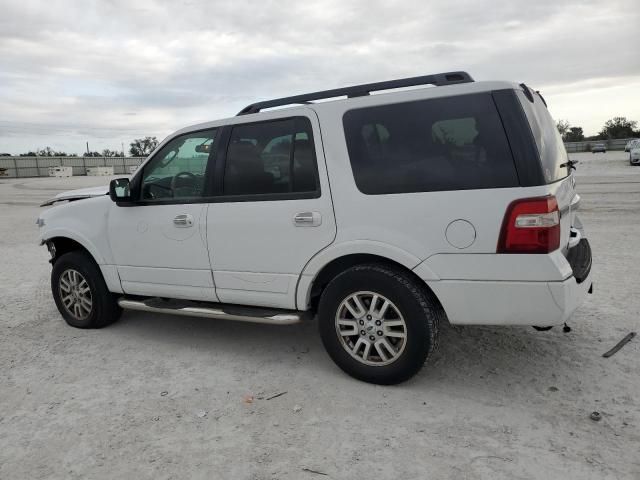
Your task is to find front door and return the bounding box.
[108,128,219,301]
[207,112,335,309]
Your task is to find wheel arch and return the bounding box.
[296,241,440,311]
[44,232,104,265]
[44,234,123,294]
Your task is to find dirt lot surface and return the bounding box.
[1,151,638,479]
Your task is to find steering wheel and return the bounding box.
[170,171,197,195]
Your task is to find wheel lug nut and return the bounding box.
[375,320,381,326]
[377,331,383,336]
[366,315,372,320]
[369,335,375,341]
[360,330,366,336]
[359,320,364,325]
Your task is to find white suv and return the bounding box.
[38,72,593,384]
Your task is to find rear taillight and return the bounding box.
[497,196,560,254]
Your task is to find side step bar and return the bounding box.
[117,297,303,325]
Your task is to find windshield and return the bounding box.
[516,89,570,184]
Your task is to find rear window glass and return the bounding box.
[516,90,569,184]
[343,93,519,194]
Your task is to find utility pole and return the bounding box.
[86,142,90,155]
[121,142,125,158]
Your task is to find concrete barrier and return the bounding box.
[48,166,73,177]
[86,166,114,176]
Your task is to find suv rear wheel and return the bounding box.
[51,251,122,328]
[318,264,441,384]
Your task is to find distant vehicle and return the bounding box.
[630,145,640,166]
[36,74,592,385]
[591,143,606,153]
[625,139,640,152]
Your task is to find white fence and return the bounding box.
[0,156,143,178]
[564,138,632,153]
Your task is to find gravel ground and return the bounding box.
[0,151,638,479]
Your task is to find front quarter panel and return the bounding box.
[39,196,115,265]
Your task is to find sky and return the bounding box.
[1,0,639,155]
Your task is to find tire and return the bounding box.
[51,251,122,328]
[318,264,441,385]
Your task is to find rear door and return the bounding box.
[206,110,335,309]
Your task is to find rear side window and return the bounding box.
[343,93,519,194]
[516,89,569,184]
[223,117,319,196]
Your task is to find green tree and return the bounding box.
[102,149,122,157]
[564,127,585,142]
[129,137,158,157]
[556,119,570,139]
[599,117,638,139]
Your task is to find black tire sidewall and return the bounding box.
[318,265,435,384]
[51,251,119,328]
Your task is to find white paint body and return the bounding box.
[38,80,591,326]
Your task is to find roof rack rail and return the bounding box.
[237,71,474,115]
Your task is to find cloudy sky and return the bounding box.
[1,0,639,154]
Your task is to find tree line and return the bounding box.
[556,117,639,142]
[1,136,159,158]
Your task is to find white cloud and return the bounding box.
[0,0,639,153]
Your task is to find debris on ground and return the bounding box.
[293,405,302,413]
[548,386,559,392]
[266,391,287,400]
[242,394,254,404]
[196,410,207,418]
[590,411,601,422]
[602,332,636,358]
[160,391,168,396]
[302,466,328,476]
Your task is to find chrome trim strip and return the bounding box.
[118,298,302,325]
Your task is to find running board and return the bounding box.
[117,297,303,325]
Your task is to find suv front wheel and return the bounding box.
[318,264,441,384]
[51,251,122,328]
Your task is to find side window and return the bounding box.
[223,117,319,196]
[343,93,519,194]
[141,129,217,201]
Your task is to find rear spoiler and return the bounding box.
[519,83,548,107]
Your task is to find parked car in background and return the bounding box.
[591,143,606,153]
[630,144,640,166]
[37,73,592,385]
[625,139,639,152]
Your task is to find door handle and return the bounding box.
[173,214,194,227]
[293,211,322,227]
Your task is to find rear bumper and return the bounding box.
[419,239,593,326]
[427,271,592,326]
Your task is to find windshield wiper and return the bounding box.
[560,159,579,171]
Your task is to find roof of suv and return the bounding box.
[172,72,522,137]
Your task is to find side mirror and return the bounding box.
[109,178,132,204]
